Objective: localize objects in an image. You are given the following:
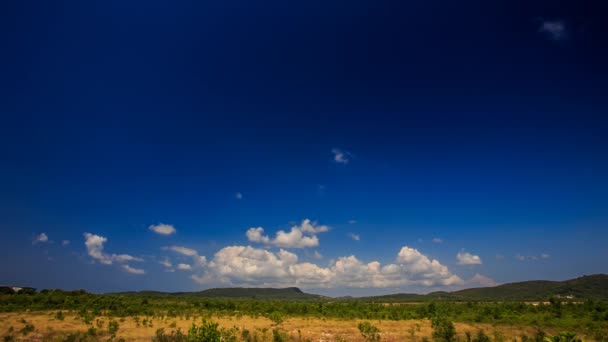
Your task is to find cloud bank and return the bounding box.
[191,245,463,289]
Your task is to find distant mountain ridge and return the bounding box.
[360,274,608,301]
[113,286,325,300]
[108,274,608,301]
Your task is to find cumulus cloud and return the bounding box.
[539,20,568,41]
[164,245,206,267]
[468,273,499,287]
[33,233,49,244]
[192,245,462,289]
[456,251,482,265]
[122,264,145,275]
[331,148,351,164]
[177,263,192,271]
[432,238,443,244]
[83,233,143,265]
[235,192,243,200]
[246,219,328,248]
[61,240,70,246]
[348,233,360,241]
[314,251,323,259]
[149,223,176,236]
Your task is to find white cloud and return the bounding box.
[299,219,329,234]
[149,223,176,236]
[164,245,206,267]
[331,148,351,164]
[468,273,499,287]
[432,238,443,244]
[159,258,172,268]
[539,20,568,41]
[235,192,243,200]
[246,227,270,244]
[61,240,70,246]
[165,245,198,257]
[314,250,323,259]
[348,220,357,224]
[246,219,328,248]
[33,233,49,244]
[348,233,360,241]
[83,233,143,265]
[177,263,192,271]
[192,245,462,289]
[122,265,145,275]
[516,253,550,261]
[456,251,482,265]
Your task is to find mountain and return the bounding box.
[113,287,324,300]
[110,274,608,301]
[361,274,608,302]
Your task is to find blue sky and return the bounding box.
[0,0,607,295]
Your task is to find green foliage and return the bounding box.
[108,319,120,336]
[267,311,284,325]
[153,328,187,342]
[55,310,65,320]
[473,330,491,342]
[358,321,381,342]
[544,332,584,342]
[19,322,35,336]
[272,329,287,342]
[187,320,222,341]
[432,316,456,342]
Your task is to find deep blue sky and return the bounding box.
[0,0,607,295]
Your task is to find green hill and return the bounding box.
[113,287,324,300]
[111,274,607,301]
[361,274,608,302]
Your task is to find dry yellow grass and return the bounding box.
[0,311,588,342]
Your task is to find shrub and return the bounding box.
[19,323,35,336]
[272,329,287,342]
[153,328,187,342]
[108,320,120,336]
[358,321,381,342]
[432,317,456,342]
[267,311,284,326]
[187,320,222,342]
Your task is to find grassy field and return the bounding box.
[1,289,607,341]
[0,311,595,342]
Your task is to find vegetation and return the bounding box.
[1,275,607,341]
[358,321,381,341]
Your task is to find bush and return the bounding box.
[272,329,288,342]
[267,311,284,326]
[187,320,222,342]
[358,321,381,342]
[432,317,456,342]
[108,320,120,336]
[19,323,35,336]
[473,330,491,342]
[153,328,187,342]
